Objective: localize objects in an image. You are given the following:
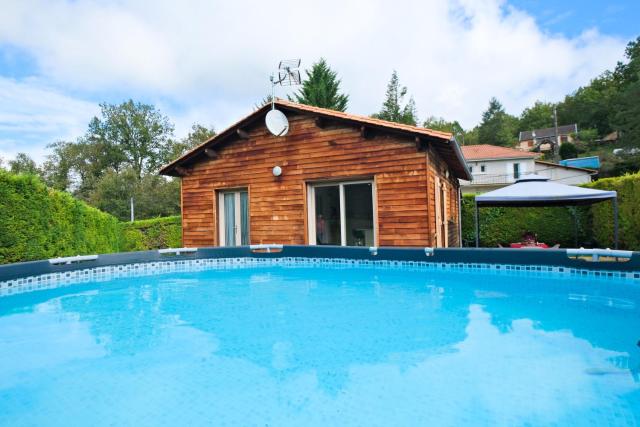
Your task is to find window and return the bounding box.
[469,166,473,173]
[218,189,249,246]
[513,163,520,180]
[480,165,486,173]
[308,180,375,246]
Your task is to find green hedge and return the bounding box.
[120,216,182,252]
[585,172,640,250]
[462,171,640,250]
[0,171,121,263]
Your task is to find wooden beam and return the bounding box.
[314,116,326,128]
[174,166,191,176]
[360,125,373,139]
[237,129,250,139]
[204,148,218,159]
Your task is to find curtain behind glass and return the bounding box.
[224,193,236,246]
[240,192,249,245]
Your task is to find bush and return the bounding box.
[0,171,121,263]
[120,216,182,252]
[585,172,640,250]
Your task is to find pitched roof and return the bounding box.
[461,144,539,161]
[519,124,577,141]
[159,99,471,179]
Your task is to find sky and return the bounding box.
[0,0,638,162]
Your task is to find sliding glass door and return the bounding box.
[218,190,249,246]
[308,181,375,246]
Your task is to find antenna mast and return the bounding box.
[270,59,301,109]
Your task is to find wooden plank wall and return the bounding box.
[180,113,461,248]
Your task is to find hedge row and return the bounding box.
[0,171,122,264]
[120,216,182,252]
[0,172,184,264]
[585,172,640,250]
[462,171,640,250]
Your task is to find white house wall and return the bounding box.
[534,163,593,185]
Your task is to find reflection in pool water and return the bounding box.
[0,266,639,426]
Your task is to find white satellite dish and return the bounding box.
[265,109,289,136]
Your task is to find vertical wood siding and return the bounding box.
[180,113,460,247]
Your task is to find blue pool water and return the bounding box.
[0,264,639,426]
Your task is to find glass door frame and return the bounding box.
[217,188,249,246]
[306,179,377,246]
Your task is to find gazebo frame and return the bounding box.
[473,175,618,249]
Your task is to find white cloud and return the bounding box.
[0,0,627,161]
[0,77,98,161]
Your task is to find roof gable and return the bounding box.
[159,100,471,179]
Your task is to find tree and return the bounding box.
[519,101,554,131]
[614,79,640,148]
[165,124,216,163]
[290,58,349,111]
[477,98,518,146]
[372,71,418,125]
[423,116,463,134]
[612,37,640,149]
[8,153,39,175]
[559,142,578,160]
[88,168,180,220]
[90,100,174,179]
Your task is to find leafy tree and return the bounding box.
[372,71,418,125]
[559,142,578,160]
[8,153,39,175]
[612,37,640,148]
[165,124,216,163]
[290,58,349,111]
[90,100,174,179]
[423,116,463,134]
[519,101,554,131]
[88,168,180,221]
[614,79,640,148]
[477,98,518,146]
[557,73,618,136]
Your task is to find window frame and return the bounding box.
[307,179,376,246]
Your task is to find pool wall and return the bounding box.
[1,245,639,293]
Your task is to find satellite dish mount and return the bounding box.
[266,59,301,136]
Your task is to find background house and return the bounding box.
[460,144,594,193]
[161,100,470,248]
[518,124,578,151]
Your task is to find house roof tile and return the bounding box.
[461,144,539,161]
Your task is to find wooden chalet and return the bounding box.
[160,100,470,248]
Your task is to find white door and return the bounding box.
[218,190,249,246]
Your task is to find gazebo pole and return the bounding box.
[475,202,480,248]
[613,197,619,250]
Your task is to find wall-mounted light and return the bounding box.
[272,166,282,177]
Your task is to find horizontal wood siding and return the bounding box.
[180,113,459,247]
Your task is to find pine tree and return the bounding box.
[477,97,518,146]
[372,71,418,125]
[290,58,349,112]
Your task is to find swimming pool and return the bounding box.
[0,248,639,426]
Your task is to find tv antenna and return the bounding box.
[266,59,301,136]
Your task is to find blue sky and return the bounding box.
[510,0,639,38]
[0,0,637,162]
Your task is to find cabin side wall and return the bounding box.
[180,114,460,248]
